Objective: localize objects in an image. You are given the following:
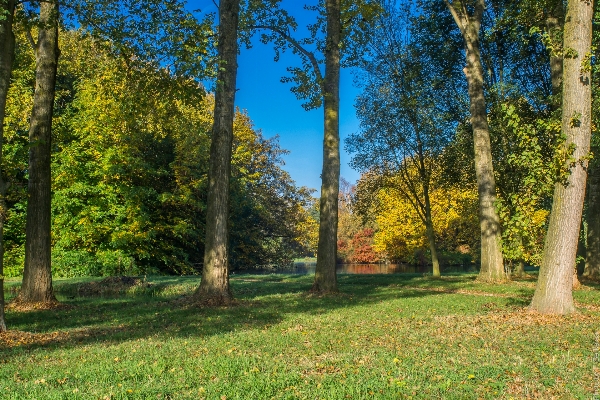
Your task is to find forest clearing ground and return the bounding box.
[1,273,598,399]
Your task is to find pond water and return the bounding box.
[236,263,418,275]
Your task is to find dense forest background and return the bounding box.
[2,28,317,277]
[0,0,598,282]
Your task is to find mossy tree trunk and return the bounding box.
[18,0,59,304]
[194,0,240,305]
[530,0,593,314]
[0,0,16,331]
[312,0,341,293]
[444,0,506,282]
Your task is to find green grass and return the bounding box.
[1,274,599,399]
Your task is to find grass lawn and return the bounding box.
[1,273,599,399]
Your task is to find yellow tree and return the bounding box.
[347,1,459,276]
[368,170,479,269]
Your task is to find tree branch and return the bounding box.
[25,27,36,51]
[473,0,485,31]
[250,24,324,88]
[443,0,466,35]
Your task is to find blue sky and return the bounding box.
[192,0,363,193]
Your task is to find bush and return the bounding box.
[52,249,146,277]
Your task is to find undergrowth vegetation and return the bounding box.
[1,274,599,399]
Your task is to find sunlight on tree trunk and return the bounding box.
[530,0,593,314]
[193,0,240,305]
[18,0,59,304]
[0,0,16,331]
[444,0,505,283]
[424,194,440,278]
[312,0,341,294]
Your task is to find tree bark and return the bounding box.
[312,0,341,293]
[545,0,564,107]
[424,185,440,277]
[444,0,506,282]
[513,259,525,277]
[0,0,16,331]
[193,0,240,305]
[584,156,600,280]
[18,0,59,304]
[530,0,593,314]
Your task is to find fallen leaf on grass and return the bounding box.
[6,299,73,312]
[0,330,70,348]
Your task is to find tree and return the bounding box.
[530,0,593,314]
[583,3,600,281]
[491,101,555,275]
[69,0,214,79]
[249,0,379,292]
[347,0,467,277]
[50,31,208,276]
[17,0,59,304]
[0,0,16,331]
[0,27,311,280]
[193,0,240,305]
[336,178,379,263]
[360,168,479,268]
[311,0,341,292]
[249,0,341,292]
[443,0,506,282]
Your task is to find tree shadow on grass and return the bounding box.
[0,273,555,358]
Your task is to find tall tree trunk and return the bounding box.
[546,0,582,290]
[193,0,240,305]
[423,187,440,277]
[546,0,564,107]
[444,0,506,282]
[584,157,600,280]
[18,0,59,304]
[0,0,16,331]
[530,0,593,314]
[312,0,341,294]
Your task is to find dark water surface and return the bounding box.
[237,263,418,275]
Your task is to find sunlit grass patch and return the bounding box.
[1,273,598,399]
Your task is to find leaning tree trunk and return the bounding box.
[530,0,593,314]
[18,0,59,304]
[312,0,341,294]
[193,0,240,305]
[0,0,16,331]
[584,156,600,280]
[445,0,505,282]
